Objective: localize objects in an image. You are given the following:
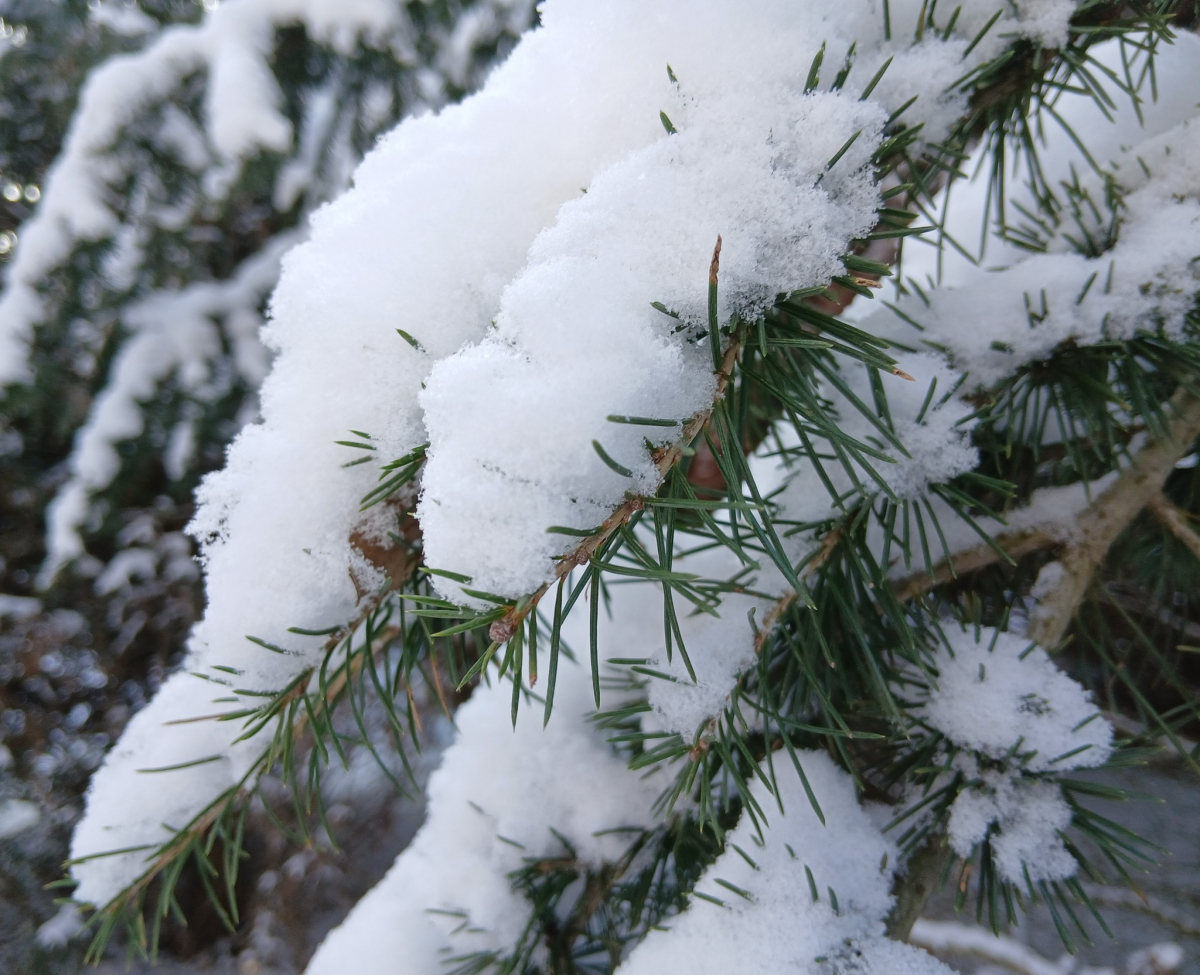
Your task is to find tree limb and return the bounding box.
[1028,388,1200,648]
[1145,491,1200,565]
[889,525,1060,602]
[885,835,955,941]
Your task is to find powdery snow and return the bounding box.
[617,751,905,975]
[68,0,1137,939]
[917,626,1112,772]
[418,81,885,602]
[947,769,1078,884]
[909,625,1113,885]
[864,114,1200,390]
[305,657,663,975]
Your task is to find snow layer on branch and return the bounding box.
[865,112,1200,390]
[306,655,662,975]
[416,0,1078,606]
[418,81,886,602]
[39,235,292,586]
[70,0,1093,914]
[618,751,931,975]
[73,0,845,910]
[0,0,405,383]
[948,770,1077,883]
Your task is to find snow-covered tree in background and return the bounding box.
[0,0,531,787]
[0,0,531,966]
[22,0,1200,971]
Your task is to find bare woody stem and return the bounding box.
[889,526,1060,602]
[1145,491,1200,565]
[1028,387,1200,648]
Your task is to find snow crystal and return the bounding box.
[306,656,662,975]
[619,751,897,975]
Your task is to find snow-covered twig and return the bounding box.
[910,919,1185,975]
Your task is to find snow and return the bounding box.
[823,937,959,975]
[948,771,1078,884]
[418,81,885,603]
[0,798,41,839]
[909,625,1113,885]
[864,114,1200,390]
[39,235,292,586]
[917,627,1112,773]
[0,0,412,385]
[89,2,158,38]
[64,0,1161,946]
[79,0,858,909]
[911,919,1074,975]
[306,654,664,975]
[0,593,42,618]
[35,905,85,948]
[618,750,909,975]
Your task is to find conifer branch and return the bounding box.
[489,237,740,644]
[1029,388,1200,648]
[889,526,1059,602]
[885,390,1200,945]
[1145,491,1200,565]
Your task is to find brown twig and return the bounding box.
[752,523,846,654]
[889,526,1060,602]
[1029,388,1200,648]
[1145,492,1200,565]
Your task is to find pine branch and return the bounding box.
[1029,388,1200,648]
[488,237,741,645]
[889,525,1059,602]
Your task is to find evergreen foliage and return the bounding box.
[3,1,1200,972]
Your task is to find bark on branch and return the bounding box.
[1028,388,1200,648]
